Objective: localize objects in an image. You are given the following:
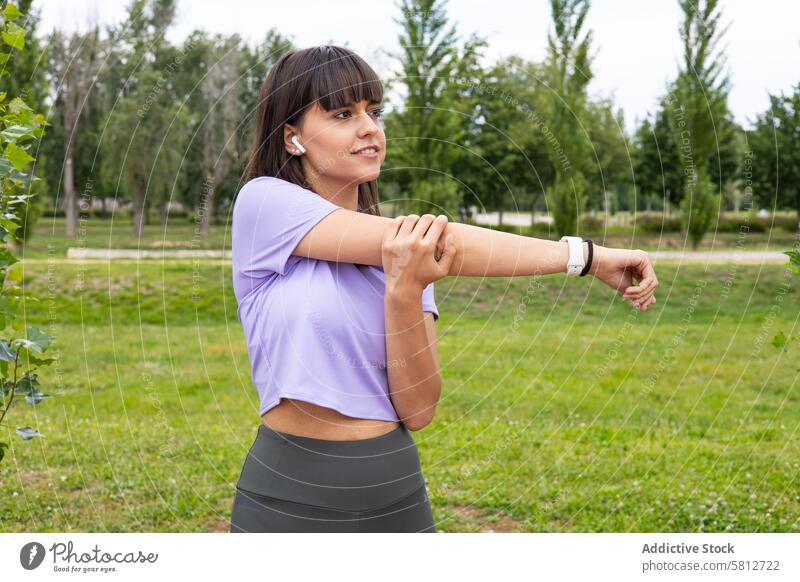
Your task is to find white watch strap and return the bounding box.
[559,236,585,276]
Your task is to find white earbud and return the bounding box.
[290,135,306,154]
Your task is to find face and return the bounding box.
[284,98,386,186]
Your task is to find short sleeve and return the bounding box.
[232,177,341,279]
[422,282,439,321]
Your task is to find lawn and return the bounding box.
[0,259,798,532]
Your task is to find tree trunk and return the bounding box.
[497,207,504,226]
[133,190,146,238]
[64,157,78,237]
[796,193,800,234]
[160,202,169,227]
[200,177,215,237]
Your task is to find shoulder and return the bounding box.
[236,176,303,199]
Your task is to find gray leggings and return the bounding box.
[229,423,436,533]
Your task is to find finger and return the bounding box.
[624,262,656,295]
[422,214,448,244]
[624,275,652,296]
[438,233,457,271]
[616,268,634,293]
[631,291,657,311]
[629,282,656,302]
[411,213,437,238]
[636,295,657,312]
[624,282,651,300]
[398,214,419,236]
[383,216,405,243]
[625,274,659,300]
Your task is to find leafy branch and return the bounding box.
[0,1,54,463]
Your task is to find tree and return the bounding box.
[452,56,553,226]
[634,104,683,215]
[101,0,189,237]
[666,0,731,249]
[385,0,486,217]
[47,27,99,237]
[544,0,593,236]
[198,34,242,236]
[584,98,630,218]
[748,84,800,230]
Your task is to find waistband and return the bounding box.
[235,423,427,512]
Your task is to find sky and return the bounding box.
[36,0,800,133]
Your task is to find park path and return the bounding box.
[14,247,795,264]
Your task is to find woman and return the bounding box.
[229,45,658,533]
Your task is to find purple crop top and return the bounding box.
[231,176,439,422]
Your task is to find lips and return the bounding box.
[351,145,380,155]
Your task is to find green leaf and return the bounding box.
[0,247,19,269]
[0,441,8,462]
[0,53,10,65]
[4,3,23,20]
[7,97,30,113]
[15,426,41,440]
[0,152,12,176]
[0,339,16,362]
[24,389,50,405]
[0,217,19,234]
[27,355,55,367]
[6,260,22,281]
[784,250,800,274]
[3,142,33,170]
[2,21,25,50]
[14,372,39,395]
[25,327,53,352]
[1,123,34,143]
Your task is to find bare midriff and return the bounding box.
[261,398,402,440]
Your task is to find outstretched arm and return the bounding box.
[293,209,658,310]
[294,210,577,277]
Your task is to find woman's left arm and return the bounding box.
[384,288,441,431]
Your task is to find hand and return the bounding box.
[589,245,659,312]
[381,213,457,294]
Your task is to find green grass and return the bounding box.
[14,216,800,259]
[1,261,799,532]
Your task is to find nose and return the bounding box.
[356,110,382,137]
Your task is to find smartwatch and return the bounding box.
[559,235,585,276]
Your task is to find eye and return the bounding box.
[334,107,384,120]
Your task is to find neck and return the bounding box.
[303,169,360,212]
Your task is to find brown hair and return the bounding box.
[243,45,384,215]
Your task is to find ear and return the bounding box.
[283,124,300,155]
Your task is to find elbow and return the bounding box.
[404,407,436,432]
[402,384,440,432]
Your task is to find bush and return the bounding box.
[637,215,683,233]
[579,215,603,233]
[717,216,766,233]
